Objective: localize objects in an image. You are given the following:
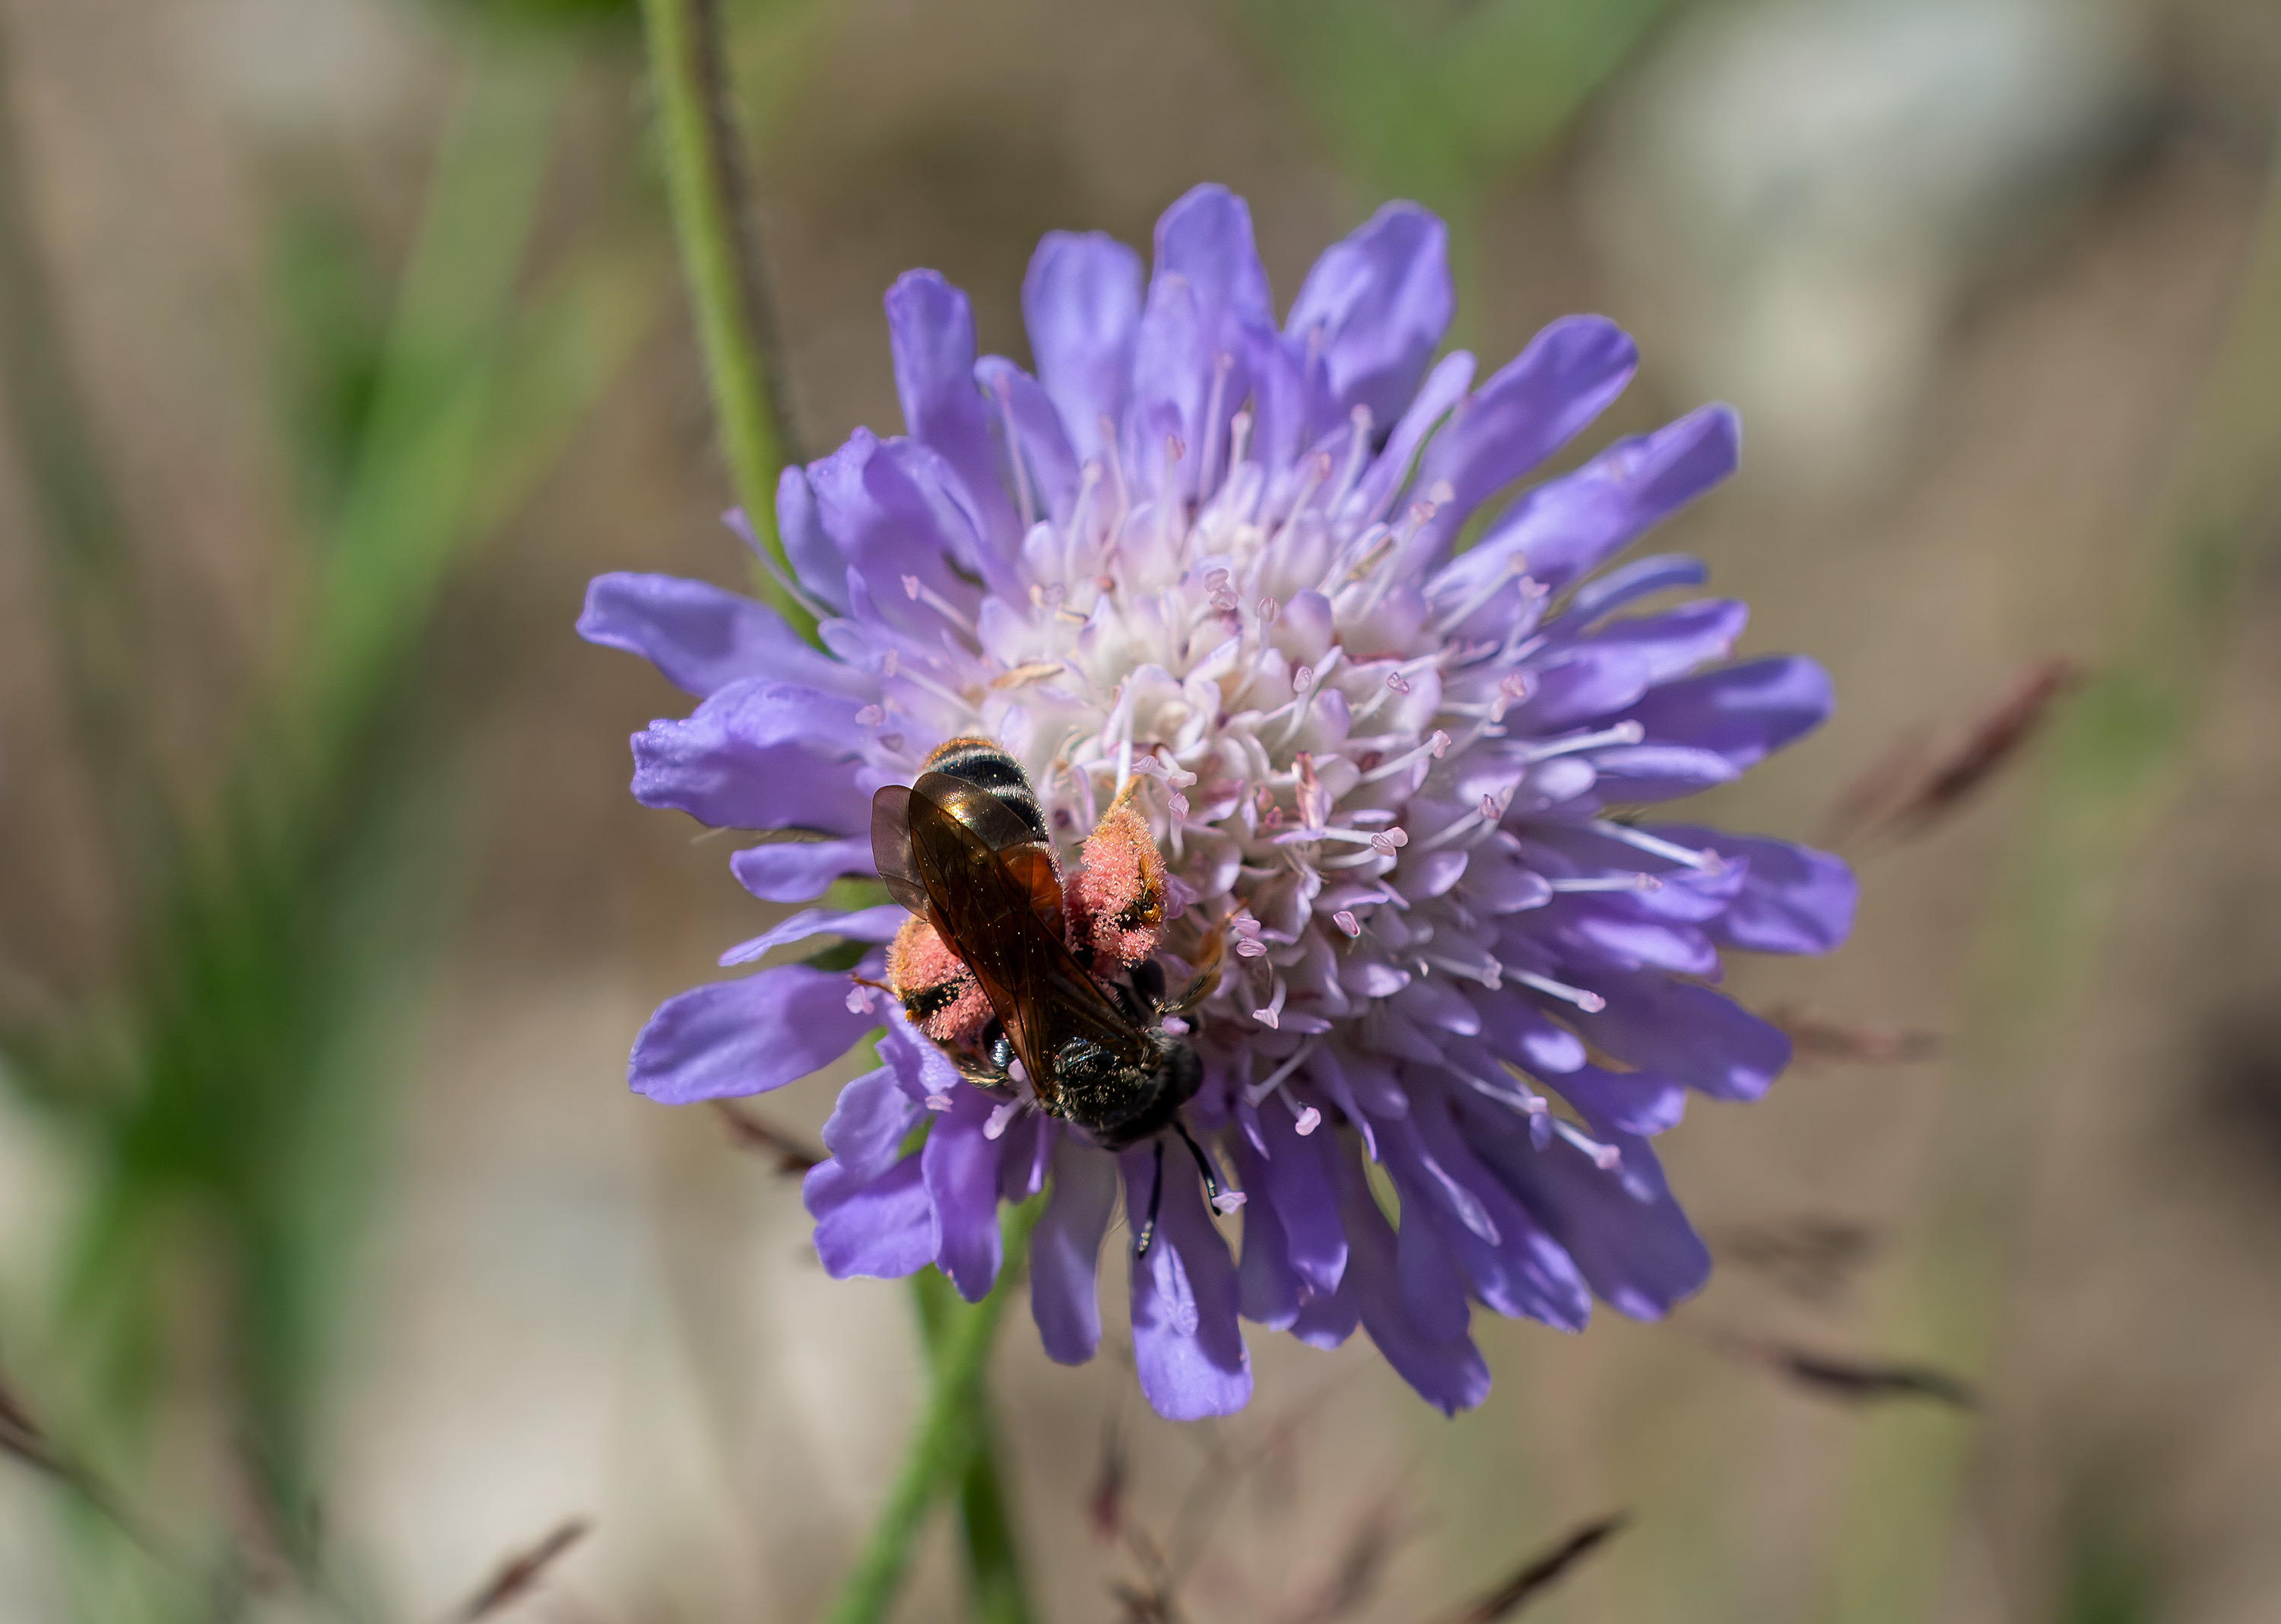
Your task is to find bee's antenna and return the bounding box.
[1134,1142,1166,1259]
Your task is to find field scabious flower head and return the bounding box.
[582,184,1855,1421]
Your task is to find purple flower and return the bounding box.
[583,186,1854,1421]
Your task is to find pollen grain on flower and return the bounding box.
[580,182,1857,1423]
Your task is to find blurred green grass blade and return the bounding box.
[0,12,173,894]
[268,200,390,525]
[1234,0,1685,198]
[40,37,653,1607]
[312,48,568,750]
[470,230,666,539]
[1822,141,2281,1624]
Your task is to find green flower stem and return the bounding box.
[636,0,814,639]
[1820,150,2281,1624]
[824,1201,1042,1624]
[912,1267,1037,1624]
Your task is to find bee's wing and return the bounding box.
[906,785,1145,1109]
[910,770,1065,939]
[870,785,934,916]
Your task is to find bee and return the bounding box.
[871,738,1224,1255]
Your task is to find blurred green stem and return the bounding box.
[823,1203,1041,1624]
[1822,144,2281,1624]
[637,0,812,637]
[913,1267,1036,1624]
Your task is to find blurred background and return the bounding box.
[1,0,2278,1619]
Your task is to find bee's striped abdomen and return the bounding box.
[922,737,1050,845]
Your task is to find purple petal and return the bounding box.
[579,573,863,699]
[806,1153,936,1280]
[1551,1064,1687,1137]
[629,677,871,833]
[1408,316,1639,572]
[1150,183,1274,338]
[1032,1137,1118,1363]
[924,1090,1005,1302]
[1578,972,1791,1102]
[1231,1133,1299,1328]
[1333,1145,1490,1415]
[719,903,908,966]
[876,1008,965,1106]
[1623,655,1833,769]
[629,963,874,1103]
[1125,1147,1252,1420]
[776,464,849,614]
[1356,349,1474,517]
[1499,1128,1710,1321]
[976,357,1080,525]
[807,428,1007,614]
[1250,1102,1347,1296]
[1585,745,1741,801]
[730,837,877,902]
[1399,1097,1592,1330]
[1580,599,1750,687]
[1657,826,1857,956]
[1470,994,1587,1076]
[818,1066,923,1183]
[1022,230,1141,462]
[1439,404,1740,607]
[1555,553,1709,626]
[887,271,1018,547]
[1290,1280,1360,1349]
[1285,201,1452,436]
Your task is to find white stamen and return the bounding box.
[1517,721,1645,764]
[1293,1102,1323,1135]
[1368,828,1409,855]
[1199,351,1233,499]
[1435,551,1534,633]
[1548,873,1664,894]
[1330,404,1372,510]
[1590,820,1724,872]
[1331,909,1360,937]
[925,1093,956,1113]
[1245,1039,1318,1105]
[1100,417,1130,521]
[1552,1118,1623,1171]
[880,649,900,679]
[899,574,978,636]
[1212,1189,1248,1214]
[855,704,886,727]
[1509,969,1607,1013]
[991,370,1037,531]
[1423,952,1499,987]
[1160,1016,1190,1037]
[845,984,877,1015]
[983,1099,1022,1140]
[1357,729,1451,786]
[1252,979,1287,1029]
[1226,409,1253,471]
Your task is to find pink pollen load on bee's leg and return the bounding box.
[886,914,993,1046]
[1067,802,1168,971]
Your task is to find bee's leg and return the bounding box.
[1172,1120,1229,1216]
[1134,1141,1166,1260]
[1130,957,1167,1014]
